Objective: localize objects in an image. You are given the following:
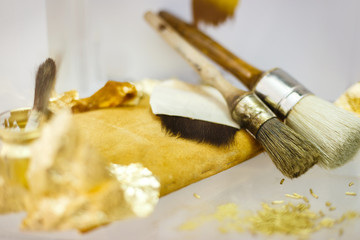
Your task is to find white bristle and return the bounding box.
[287,95,360,169]
[257,118,319,178]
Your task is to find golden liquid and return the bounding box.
[0,156,29,188]
[0,108,38,189]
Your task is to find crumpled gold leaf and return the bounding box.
[108,163,160,218]
[335,82,360,116]
[22,110,159,231]
[48,81,140,114]
[71,81,139,113]
[49,90,79,113]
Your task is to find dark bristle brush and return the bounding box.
[25,58,56,130]
[158,115,238,146]
[159,10,360,169]
[150,78,239,146]
[145,11,320,178]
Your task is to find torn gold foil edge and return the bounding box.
[21,110,160,231]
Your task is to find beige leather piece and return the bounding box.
[73,95,262,196]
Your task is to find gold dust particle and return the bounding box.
[285,193,308,203]
[280,178,285,185]
[319,218,335,228]
[349,182,354,187]
[193,193,201,199]
[272,200,284,205]
[339,228,344,236]
[337,211,359,223]
[345,192,357,196]
[325,201,332,207]
[310,188,319,199]
[179,217,206,231]
[285,193,303,199]
[329,207,336,211]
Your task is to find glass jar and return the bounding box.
[0,108,40,187]
[0,108,40,212]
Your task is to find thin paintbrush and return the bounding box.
[159,11,360,169]
[25,58,56,131]
[144,11,320,178]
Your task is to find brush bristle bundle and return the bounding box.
[34,58,56,112]
[287,95,360,168]
[158,114,238,146]
[256,118,319,178]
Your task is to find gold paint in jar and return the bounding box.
[0,108,40,212]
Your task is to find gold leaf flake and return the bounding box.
[193,193,201,199]
[310,188,319,199]
[345,192,357,196]
[285,193,303,199]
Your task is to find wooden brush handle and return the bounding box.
[159,11,263,90]
[145,12,246,108]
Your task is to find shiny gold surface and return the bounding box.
[71,81,138,113]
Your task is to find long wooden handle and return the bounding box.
[144,11,246,108]
[159,11,263,90]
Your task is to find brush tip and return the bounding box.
[34,58,57,112]
[257,118,319,178]
[287,95,360,169]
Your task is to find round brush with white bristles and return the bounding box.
[145,11,320,178]
[159,11,360,169]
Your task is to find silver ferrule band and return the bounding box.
[254,68,312,119]
[232,93,276,137]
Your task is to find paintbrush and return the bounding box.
[151,80,239,146]
[25,58,56,131]
[159,11,360,169]
[144,11,320,178]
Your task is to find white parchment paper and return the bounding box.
[150,79,239,129]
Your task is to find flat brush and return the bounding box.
[159,115,238,146]
[25,58,56,130]
[159,11,360,169]
[151,80,239,146]
[145,11,320,178]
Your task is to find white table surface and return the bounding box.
[0,0,360,239]
[0,152,360,240]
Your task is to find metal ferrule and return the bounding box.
[231,93,276,137]
[254,68,312,119]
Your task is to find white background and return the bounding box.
[0,0,360,239]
